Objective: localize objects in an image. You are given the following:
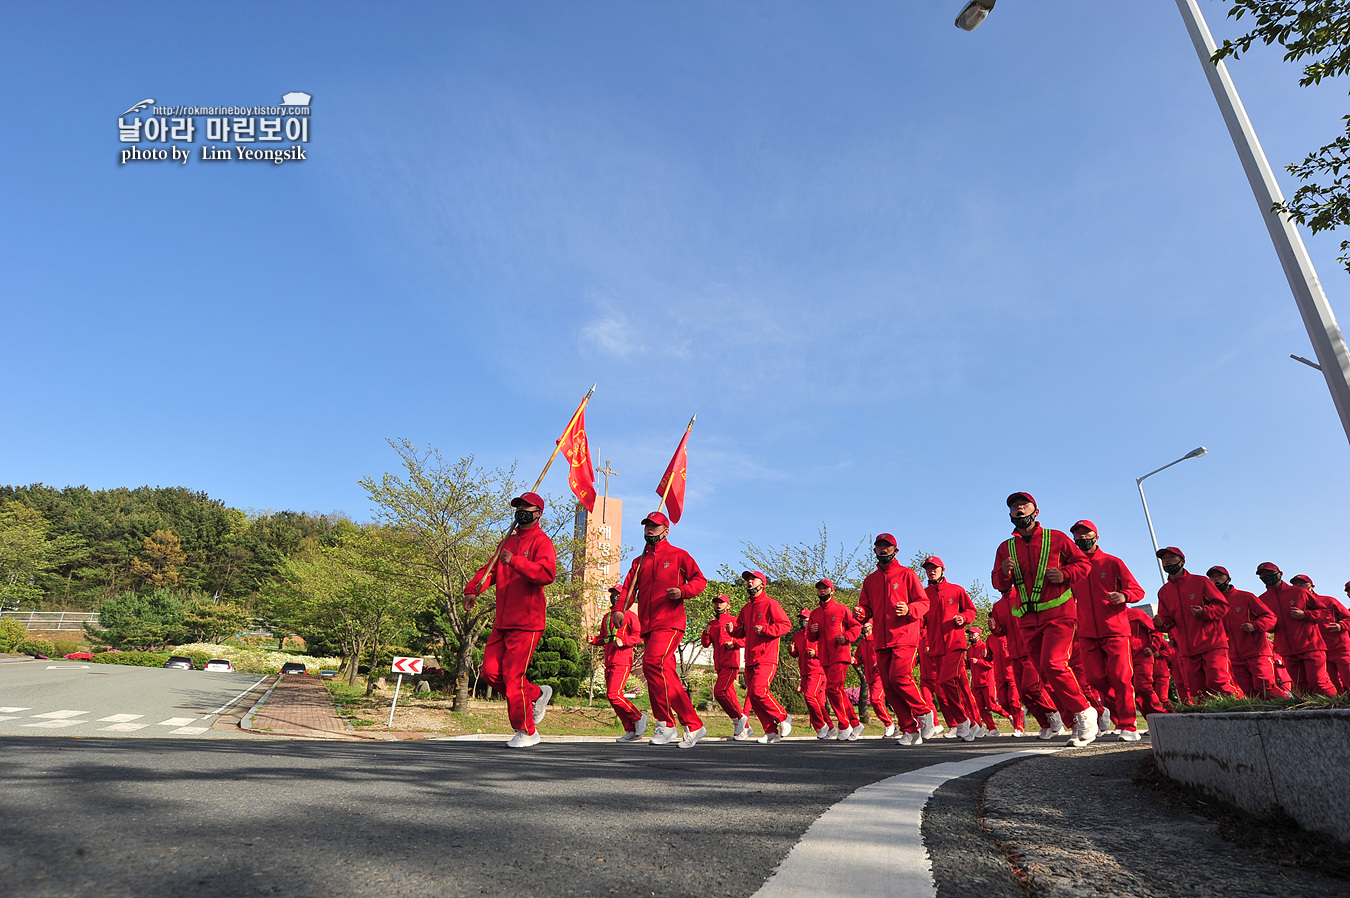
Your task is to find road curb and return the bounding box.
[238,677,280,733]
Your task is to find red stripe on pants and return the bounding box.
[641,629,703,728]
[605,659,642,730]
[745,660,786,732]
[824,662,859,728]
[875,645,926,733]
[800,670,830,730]
[481,627,544,734]
[1021,616,1089,717]
[713,667,744,722]
[865,674,893,726]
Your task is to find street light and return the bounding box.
[954,1,1350,450]
[1136,447,1208,585]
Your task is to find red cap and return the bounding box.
[815,578,834,590]
[1070,520,1097,534]
[921,556,944,569]
[641,511,670,527]
[1006,492,1036,507]
[798,607,811,618]
[607,588,622,602]
[1206,566,1229,578]
[1155,546,1185,562]
[969,626,983,637]
[741,570,766,583]
[1291,574,1313,587]
[511,491,545,509]
[874,533,897,547]
[1256,562,1281,574]
[714,593,730,604]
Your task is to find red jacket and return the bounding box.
[858,563,929,649]
[988,592,1028,659]
[467,524,557,631]
[732,594,791,665]
[924,580,976,655]
[1126,606,1155,656]
[620,539,708,637]
[701,610,744,671]
[1220,587,1277,661]
[1154,571,1230,656]
[1261,582,1331,657]
[1073,549,1146,639]
[968,638,995,689]
[1313,593,1350,658]
[992,525,1090,623]
[854,630,883,683]
[593,607,641,666]
[789,627,823,679]
[809,598,862,666]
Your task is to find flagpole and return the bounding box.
[466,385,596,608]
[655,413,695,514]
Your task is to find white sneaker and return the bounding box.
[757,732,782,744]
[883,723,896,738]
[778,715,793,738]
[733,727,752,741]
[1043,711,1070,738]
[836,724,852,741]
[634,712,648,738]
[846,725,859,742]
[919,711,940,741]
[616,730,642,743]
[816,725,831,739]
[1119,728,1142,742]
[1070,709,1099,747]
[1099,708,1113,733]
[1011,728,1026,738]
[506,729,541,748]
[733,715,748,738]
[532,684,553,725]
[677,725,706,749]
[827,726,838,739]
[650,724,677,745]
[896,731,922,746]
[973,724,987,739]
[956,720,975,742]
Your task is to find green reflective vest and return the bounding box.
[1008,528,1073,618]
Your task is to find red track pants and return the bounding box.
[1285,650,1336,697]
[605,659,643,730]
[800,669,830,730]
[1230,653,1288,699]
[1012,655,1056,728]
[996,670,1025,731]
[864,673,893,727]
[713,667,744,722]
[875,645,926,734]
[824,661,860,728]
[1021,616,1089,717]
[482,627,543,734]
[745,660,787,732]
[1080,635,1137,730]
[935,651,975,725]
[641,629,703,729]
[1182,648,1242,698]
[1132,652,1170,716]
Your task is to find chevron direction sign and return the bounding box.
[391,656,423,675]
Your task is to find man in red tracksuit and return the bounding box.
[1068,520,1146,742]
[731,570,793,743]
[857,533,931,745]
[1154,632,1177,705]
[989,588,1061,737]
[1292,575,1350,693]
[1153,547,1240,699]
[593,584,647,742]
[1126,605,1170,716]
[465,491,557,749]
[620,511,709,748]
[923,556,979,741]
[992,493,1096,746]
[810,578,863,741]
[1256,563,1336,696]
[852,605,896,737]
[1210,566,1285,698]
[788,607,831,738]
[988,623,1026,735]
[967,627,1006,734]
[702,593,750,739]
[917,640,947,732]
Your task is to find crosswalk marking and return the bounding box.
[157,717,197,727]
[170,726,210,735]
[0,707,32,713]
[0,708,219,736]
[31,710,88,719]
[23,720,85,728]
[0,715,22,722]
[98,714,143,723]
[100,723,149,732]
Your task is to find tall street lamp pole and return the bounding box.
[1136,447,1208,585]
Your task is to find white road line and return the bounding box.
[0,715,23,722]
[98,714,143,723]
[170,726,209,735]
[753,749,1060,898]
[30,710,89,719]
[0,707,32,713]
[100,723,149,732]
[208,675,270,715]
[22,720,86,729]
[45,665,90,669]
[157,717,197,727]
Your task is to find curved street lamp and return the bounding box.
[954,1,995,32]
[1136,447,1208,585]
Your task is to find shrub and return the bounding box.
[89,651,172,667]
[17,637,56,658]
[0,618,28,652]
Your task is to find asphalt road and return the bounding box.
[0,735,1026,898]
[0,659,269,739]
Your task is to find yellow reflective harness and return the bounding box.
[1008,528,1073,617]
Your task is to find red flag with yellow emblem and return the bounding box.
[655,422,692,524]
[558,405,596,512]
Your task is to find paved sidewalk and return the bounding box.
[242,674,354,739]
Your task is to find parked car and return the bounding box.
[203,658,234,672]
[163,656,195,670]
[63,652,94,661]
[280,662,307,675]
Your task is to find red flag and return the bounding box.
[558,406,596,512]
[655,427,690,524]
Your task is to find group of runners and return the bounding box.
[465,489,1348,749]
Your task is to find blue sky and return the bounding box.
[2,1,1347,600]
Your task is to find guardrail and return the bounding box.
[0,611,100,631]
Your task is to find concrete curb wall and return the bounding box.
[1150,709,1350,843]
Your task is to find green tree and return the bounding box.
[180,598,251,644]
[129,529,186,589]
[87,588,188,650]
[1215,0,1350,271]
[0,501,71,609]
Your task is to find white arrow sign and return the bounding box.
[391,656,423,675]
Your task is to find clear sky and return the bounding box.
[3,1,1347,600]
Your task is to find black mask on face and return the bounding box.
[746,585,763,597]
[1011,513,1036,529]
[1213,579,1231,592]
[1074,537,1096,553]
[644,532,664,547]
[817,593,831,604]
[876,552,895,567]
[514,508,538,526]
[1258,571,1281,588]
[1162,562,1183,576]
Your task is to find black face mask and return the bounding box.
[1214,580,1232,592]
[644,533,664,547]
[746,586,763,597]
[1162,562,1183,576]
[817,594,831,604]
[1258,572,1281,588]
[1011,513,1036,529]
[1074,537,1096,553]
[514,508,537,526]
[876,553,895,566]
